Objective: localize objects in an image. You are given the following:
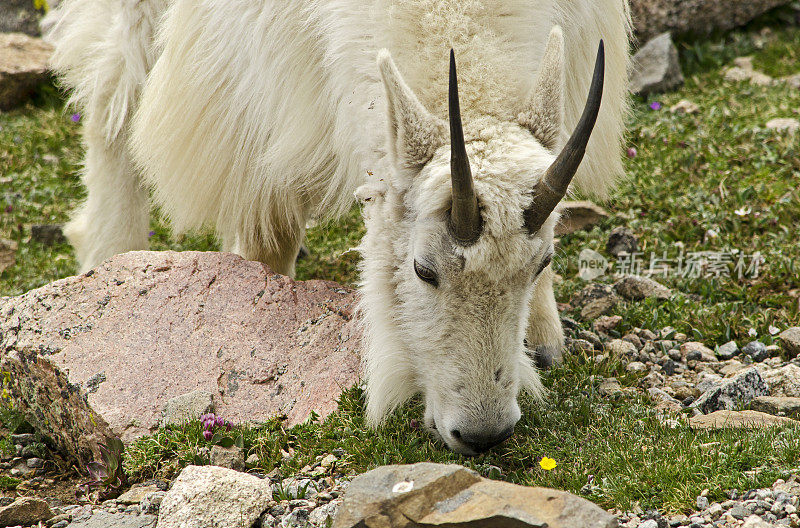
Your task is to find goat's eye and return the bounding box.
[414,260,438,286]
[536,253,552,276]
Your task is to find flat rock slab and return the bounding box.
[689,410,798,430]
[0,251,361,443]
[333,463,617,528]
[67,510,157,528]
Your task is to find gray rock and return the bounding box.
[155,465,272,528]
[680,342,716,363]
[25,457,44,468]
[742,341,769,362]
[630,32,684,95]
[332,463,617,528]
[571,283,621,320]
[716,341,740,360]
[31,224,66,246]
[638,520,659,528]
[629,0,794,42]
[697,496,710,510]
[0,0,50,35]
[691,367,768,414]
[209,445,245,471]
[0,33,53,110]
[751,396,800,419]
[606,227,639,257]
[730,505,750,519]
[140,491,166,515]
[117,484,161,505]
[614,275,672,301]
[762,365,800,398]
[67,510,157,528]
[555,201,609,236]
[161,390,215,426]
[0,497,53,526]
[779,327,800,357]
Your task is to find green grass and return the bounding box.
[2,10,800,515]
[125,352,800,514]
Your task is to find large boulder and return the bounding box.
[156,465,272,528]
[0,251,361,449]
[0,32,52,110]
[629,0,795,42]
[333,463,618,528]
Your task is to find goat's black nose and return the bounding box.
[452,427,515,454]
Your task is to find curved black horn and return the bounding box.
[524,40,605,234]
[448,49,482,246]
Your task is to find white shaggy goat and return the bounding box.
[47,0,630,454]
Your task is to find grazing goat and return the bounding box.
[47,0,630,454]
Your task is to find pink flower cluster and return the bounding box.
[200,413,231,440]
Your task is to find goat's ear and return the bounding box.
[517,26,566,151]
[378,49,447,170]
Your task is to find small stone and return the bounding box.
[606,227,639,257]
[608,339,638,358]
[25,457,43,468]
[767,118,800,134]
[30,224,66,246]
[320,454,337,468]
[638,520,658,528]
[0,33,53,110]
[627,361,647,373]
[742,514,774,528]
[670,99,699,114]
[697,496,710,510]
[117,484,160,505]
[210,445,245,471]
[730,505,749,520]
[555,201,609,236]
[593,315,623,334]
[716,341,740,360]
[778,327,800,357]
[0,497,53,526]
[742,341,769,362]
[614,276,672,301]
[246,453,260,466]
[140,491,165,515]
[629,32,684,95]
[599,378,623,397]
[680,342,717,362]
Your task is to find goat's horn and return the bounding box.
[524,40,605,234]
[448,49,482,246]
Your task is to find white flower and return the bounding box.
[769,325,780,335]
[748,328,758,337]
[734,206,752,216]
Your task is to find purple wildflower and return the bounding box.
[71,113,81,122]
[4,205,11,213]
[215,416,225,427]
[203,430,213,441]
[626,147,637,158]
[649,101,662,111]
[148,230,155,239]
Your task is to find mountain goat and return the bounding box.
[47,0,630,454]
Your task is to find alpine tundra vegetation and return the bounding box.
[44,0,631,454]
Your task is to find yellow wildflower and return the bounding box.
[539,457,557,471]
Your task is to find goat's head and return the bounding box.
[358,27,604,455]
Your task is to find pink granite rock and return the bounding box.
[0,251,361,444]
